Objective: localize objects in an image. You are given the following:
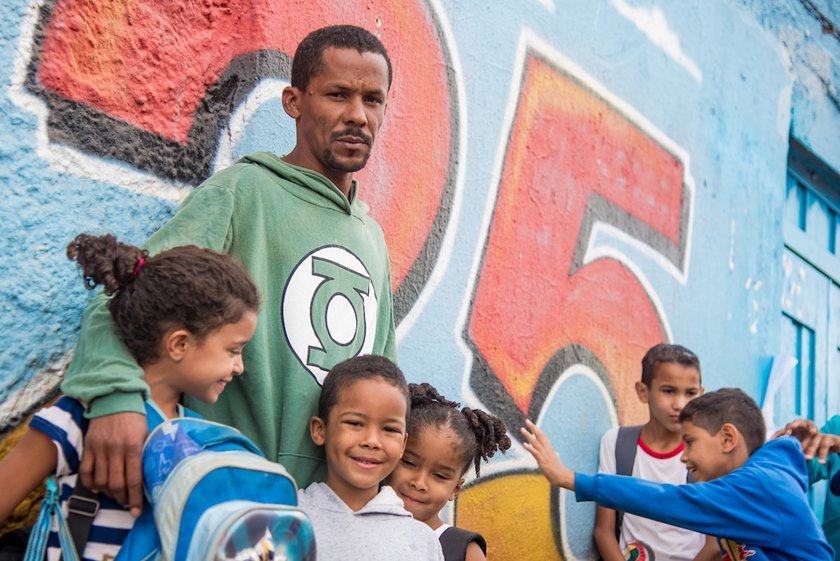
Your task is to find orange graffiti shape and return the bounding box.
[468,53,689,421]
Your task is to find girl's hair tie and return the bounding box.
[132,257,145,278]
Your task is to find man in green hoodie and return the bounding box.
[62,24,397,516]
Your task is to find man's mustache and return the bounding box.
[332,128,372,146]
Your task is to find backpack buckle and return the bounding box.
[67,494,99,518]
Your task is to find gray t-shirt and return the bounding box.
[297,483,444,561]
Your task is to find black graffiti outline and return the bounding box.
[22,0,461,324]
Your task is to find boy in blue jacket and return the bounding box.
[522,388,837,561]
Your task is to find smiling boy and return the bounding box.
[297,355,444,560]
[523,388,835,560]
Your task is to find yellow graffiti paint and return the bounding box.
[455,471,564,561]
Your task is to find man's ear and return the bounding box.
[282,86,302,119]
[635,381,649,403]
[449,477,465,502]
[310,416,326,446]
[164,329,192,362]
[719,422,741,453]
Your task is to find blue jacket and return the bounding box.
[575,437,833,561]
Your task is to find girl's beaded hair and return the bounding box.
[67,233,260,365]
[408,382,511,477]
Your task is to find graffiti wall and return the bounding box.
[1,0,838,558]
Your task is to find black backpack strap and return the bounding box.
[612,425,643,540]
[439,527,487,561]
[60,479,100,561]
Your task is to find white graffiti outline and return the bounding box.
[0,352,70,429]
[612,0,703,83]
[394,0,468,345]
[212,78,291,174]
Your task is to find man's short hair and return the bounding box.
[318,355,409,421]
[291,25,393,91]
[641,343,701,386]
[679,388,766,455]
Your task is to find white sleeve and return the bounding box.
[597,426,619,475]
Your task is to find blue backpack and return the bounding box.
[115,413,314,561]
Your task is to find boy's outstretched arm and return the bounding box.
[521,419,575,489]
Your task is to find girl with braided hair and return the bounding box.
[0,233,260,560]
[384,383,511,561]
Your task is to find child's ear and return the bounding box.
[719,422,741,453]
[164,329,192,362]
[635,381,649,403]
[282,86,302,119]
[310,416,326,446]
[449,477,465,502]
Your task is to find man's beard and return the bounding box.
[321,146,371,173]
[322,128,373,172]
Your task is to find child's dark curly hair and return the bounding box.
[67,233,260,365]
[408,382,511,477]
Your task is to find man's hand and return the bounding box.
[520,419,575,490]
[80,412,147,516]
[773,419,838,463]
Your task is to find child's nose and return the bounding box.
[232,355,245,375]
[411,473,429,491]
[360,428,382,448]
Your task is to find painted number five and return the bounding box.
[466,53,692,429]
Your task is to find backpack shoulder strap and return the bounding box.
[614,425,643,476]
[62,480,99,561]
[440,527,487,560]
[63,403,164,561]
[612,425,643,542]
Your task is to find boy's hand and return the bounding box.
[521,419,575,490]
[773,419,838,463]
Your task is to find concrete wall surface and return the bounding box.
[1,0,838,558]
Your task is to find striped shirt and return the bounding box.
[30,397,179,561]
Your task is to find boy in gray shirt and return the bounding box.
[297,356,444,561]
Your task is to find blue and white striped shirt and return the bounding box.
[30,396,180,561]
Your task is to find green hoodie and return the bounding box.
[61,153,397,487]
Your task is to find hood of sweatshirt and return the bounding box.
[751,436,808,492]
[239,152,371,218]
[298,483,412,517]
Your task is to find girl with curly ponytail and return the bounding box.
[385,382,512,561]
[0,234,260,560]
